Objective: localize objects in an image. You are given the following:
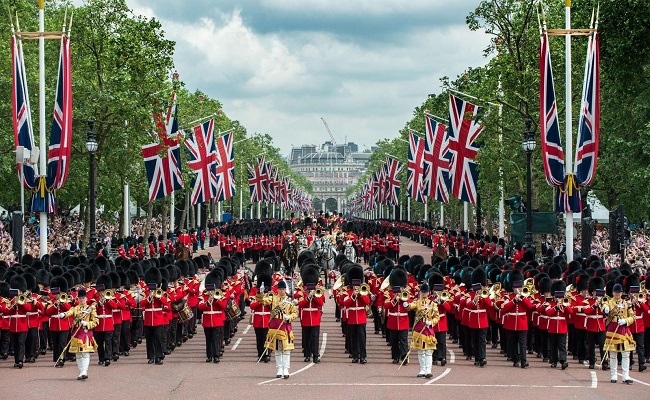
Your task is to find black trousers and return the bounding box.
[25,327,39,359]
[348,323,366,359]
[631,332,646,366]
[144,325,164,360]
[371,306,382,333]
[51,330,68,362]
[302,326,320,358]
[40,322,49,352]
[255,327,269,357]
[548,332,567,364]
[389,329,408,361]
[131,317,143,343]
[434,331,447,361]
[489,320,499,345]
[112,323,121,356]
[120,321,131,353]
[95,330,113,362]
[10,331,27,364]
[161,323,169,352]
[507,330,527,363]
[471,327,487,361]
[204,326,223,358]
[168,318,178,350]
[447,314,458,340]
[586,330,605,366]
[574,328,587,361]
[1,329,11,355]
[539,329,550,359]
[463,325,473,357]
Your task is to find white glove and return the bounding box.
[618,318,627,326]
[81,320,88,327]
[283,314,290,322]
[402,301,409,308]
[603,306,610,314]
[426,320,432,327]
[58,313,66,319]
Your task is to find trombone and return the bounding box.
[352,283,371,300]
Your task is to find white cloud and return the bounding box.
[122,0,490,156]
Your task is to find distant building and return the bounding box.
[289,142,370,213]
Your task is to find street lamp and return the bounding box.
[522,118,536,252]
[86,120,98,258]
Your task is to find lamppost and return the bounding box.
[86,120,98,258]
[522,118,536,251]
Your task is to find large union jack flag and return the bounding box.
[423,115,450,204]
[540,31,565,188]
[447,94,482,204]
[248,156,267,203]
[11,30,38,202]
[574,30,600,187]
[214,131,236,201]
[384,156,403,206]
[46,33,73,204]
[407,130,426,203]
[185,119,218,205]
[141,93,184,202]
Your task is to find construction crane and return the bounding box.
[320,117,337,148]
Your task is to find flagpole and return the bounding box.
[497,75,505,239]
[38,0,47,257]
[170,192,175,239]
[564,0,574,262]
[407,196,411,221]
[440,203,444,227]
[123,184,129,237]
[239,174,243,220]
[424,202,428,222]
[463,202,468,232]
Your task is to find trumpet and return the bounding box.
[57,293,71,304]
[437,290,450,302]
[397,289,410,302]
[311,286,325,298]
[101,289,115,301]
[479,287,490,299]
[520,286,532,298]
[561,296,572,308]
[208,288,224,301]
[153,288,165,299]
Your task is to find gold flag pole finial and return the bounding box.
[565,0,571,7]
[38,0,45,10]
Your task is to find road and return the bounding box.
[1,237,645,399]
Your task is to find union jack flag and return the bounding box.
[574,30,600,187]
[364,177,373,211]
[447,93,483,204]
[423,116,450,203]
[141,93,184,202]
[383,156,403,206]
[248,156,267,203]
[407,130,426,203]
[185,119,218,205]
[46,33,73,199]
[11,31,38,200]
[372,169,384,206]
[214,131,236,201]
[539,31,565,188]
[267,164,278,204]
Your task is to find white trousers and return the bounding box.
[610,351,630,381]
[76,353,90,377]
[418,350,433,375]
[275,350,291,376]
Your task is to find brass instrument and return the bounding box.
[57,293,71,303]
[438,290,450,302]
[153,288,165,299]
[208,288,224,300]
[357,283,371,297]
[16,294,29,306]
[561,296,572,308]
[520,286,532,297]
[312,286,325,298]
[398,289,410,302]
[101,289,115,301]
[479,287,490,299]
[332,275,344,290]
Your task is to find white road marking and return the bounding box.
[424,368,451,385]
[259,332,328,385]
[243,324,252,334]
[262,383,594,388]
[617,373,650,387]
[231,338,242,351]
[590,371,597,388]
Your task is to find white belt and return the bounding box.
[9,315,26,318]
[439,313,446,318]
[586,315,602,319]
[349,307,365,311]
[469,310,486,313]
[302,308,319,312]
[203,311,223,315]
[549,316,565,320]
[26,312,39,316]
[575,313,587,317]
[636,316,643,320]
[144,308,163,312]
[254,312,270,315]
[112,310,121,313]
[98,315,112,319]
[507,312,527,316]
[388,312,408,316]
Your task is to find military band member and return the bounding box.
[263,280,297,378]
[250,269,273,362]
[296,267,325,363]
[2,276,34,368]
[140,267,170,365]
[45,277,73,367]
[199,269,228,363]
[603,283,636,384]
[501,272,533,368]
[408,283,440,378]
[344,265,370,364]
[385,268,411,364]
[59,289,99,380]
[429,274,451,366]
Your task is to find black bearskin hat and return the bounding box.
[144,267,162,285]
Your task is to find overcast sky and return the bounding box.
[111,1,491,157]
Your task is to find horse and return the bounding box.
[174,241,192,260]
[432,244,448,263]
[343,240,358,263]
[309,239,337,288]
[281,241,298,277]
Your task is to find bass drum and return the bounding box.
[178,303,194,323]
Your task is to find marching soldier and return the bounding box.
[407,283,440,378]
[59,288,99,380]
[250,266,273,362]
[45,276,73,367]
[198,269,228,363]
[141,267,170,365]
[2,276,34,368]
[603,283,636,384]
[296,267,325,363]
[344,265,370,364]
[262,280,297,378]
[385,268,411,365]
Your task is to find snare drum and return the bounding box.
[178,304,194,323]
[226,300,241,321]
